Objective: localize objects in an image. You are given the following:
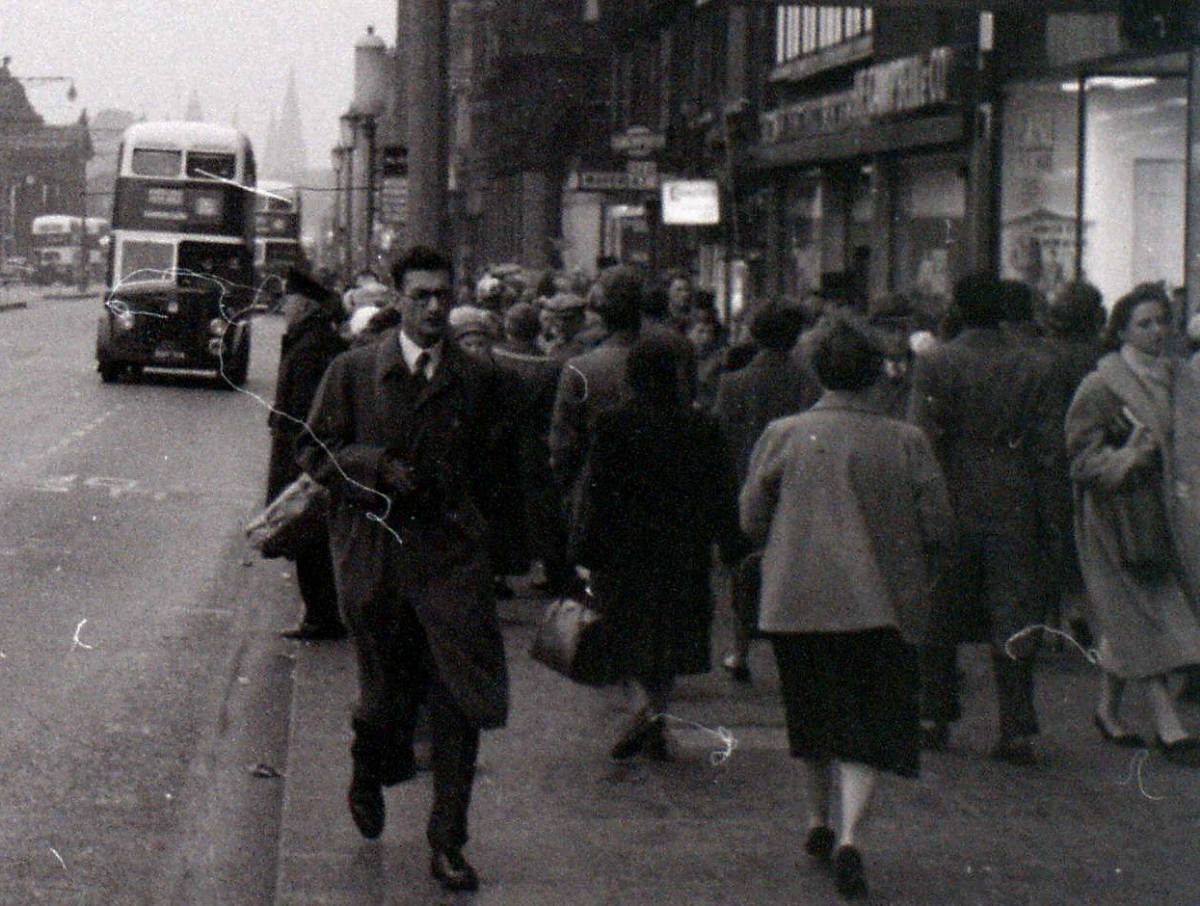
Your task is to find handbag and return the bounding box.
[245,473,330,559]
[1100,408,1175,581]
[1106,473,1175,582]
[529,595,613,687]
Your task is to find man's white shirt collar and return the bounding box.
[398,330,441,380]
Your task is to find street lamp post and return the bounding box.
[331,145,350,284]
[339,114,358,275]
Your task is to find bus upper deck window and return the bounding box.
[131,149,182,177]
[187,152,236,181]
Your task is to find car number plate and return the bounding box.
[153,344,188,362]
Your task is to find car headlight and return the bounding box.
[209,317,230,336]
[115,311,136,331]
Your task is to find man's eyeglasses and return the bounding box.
[406,288,452,303]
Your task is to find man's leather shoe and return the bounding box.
[281,622,347,641]
[609,711,658,761]
[430,848,479,891]
[989,736,1037,767]
[347,772,384,839]
[919,720,950,751]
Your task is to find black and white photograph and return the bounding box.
[2,1,1200,903]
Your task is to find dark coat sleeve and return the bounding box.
[295,351,393,510]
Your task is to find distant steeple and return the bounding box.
[184,89,204,122]
[272,67,308,179]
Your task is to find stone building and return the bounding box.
[0,59,92,261]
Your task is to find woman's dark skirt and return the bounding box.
[770,628,920,778]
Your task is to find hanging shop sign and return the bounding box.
[570,161,660,192]
[661,179,720,226]
[611,125,667,158]
[761,47,959,145]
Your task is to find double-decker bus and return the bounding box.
[31,214,82,284]
[254,179,303,309]
[96,121,256,385]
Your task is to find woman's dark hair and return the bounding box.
[952,273,1007,328]
[391,246,452,288]
[809,314,885,392]
[626,337,682,406]
[1102,283,1169,350]
[748,305,806,351]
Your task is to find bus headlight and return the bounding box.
[208,317,229,336]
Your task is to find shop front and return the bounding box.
[748,46,971,317]
[999,53,1191,319]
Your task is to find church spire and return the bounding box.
[273,67,308,180]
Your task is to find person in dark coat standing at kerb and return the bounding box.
[909,274,1060,767]
[297,246,511,893]
[571,337,746,762]
[266,268,348,641]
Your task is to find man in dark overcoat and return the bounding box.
[712,304,818,680]
[909,273,1060,766]
[266,268,348,640]
[297,246,510,892]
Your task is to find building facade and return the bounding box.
[0,60,92,263]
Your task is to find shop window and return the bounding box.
[895,160,965,316]
[775,6,873,65]
[1082,76,1185,303]
[1001,74,1186,308]
[999,80,1082,303]
[782,179,823,299]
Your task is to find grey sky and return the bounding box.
[3,0,396,169]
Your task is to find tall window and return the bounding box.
[775,5,873,65]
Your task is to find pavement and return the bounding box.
[270,575,1200,906]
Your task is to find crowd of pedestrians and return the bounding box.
[265,251,1200,899]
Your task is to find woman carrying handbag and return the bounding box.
[1066,285,1200,765]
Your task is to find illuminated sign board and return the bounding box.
[113,180,244,235]
[661,179,720,226]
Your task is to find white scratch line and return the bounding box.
[50,848,68,872]
[653,713,739,765]
[1117,749,1167,801]
[1004,623,1099,665]
[71,619,94,652]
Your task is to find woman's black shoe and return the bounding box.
[1094,713,1146,748]
[1155,734,1200,767]
[833,845,868,899]
[804,826,835,862]
[430,848,479,891]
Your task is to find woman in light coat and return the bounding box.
[740,314,951,900]
[1066,286,1200,764]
